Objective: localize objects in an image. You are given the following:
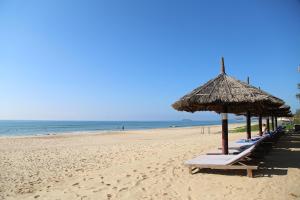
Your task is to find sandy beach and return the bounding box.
[0,123,299,200]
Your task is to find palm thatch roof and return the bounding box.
[265,105,292,117]
[237,104,291,117]
[257,88,286,109]
[172,58,284,114]
[277,112,293,117]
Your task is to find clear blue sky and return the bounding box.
[0,0,299,121]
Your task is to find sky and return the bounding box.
[0,0,299,121]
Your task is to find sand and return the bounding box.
[0,123,299,200]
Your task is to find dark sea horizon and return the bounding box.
[0,119,244,137]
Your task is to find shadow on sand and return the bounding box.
[193,133,300,177]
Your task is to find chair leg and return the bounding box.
[247,169,253,178]
[189,167,193,174]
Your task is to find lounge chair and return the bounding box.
[185,145,258,177]
[216,134,269,151]
[206,148,241,155]
[209,135,270,157]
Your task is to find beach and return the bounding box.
[0,123,299,200]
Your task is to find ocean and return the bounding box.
[0,120,242,137]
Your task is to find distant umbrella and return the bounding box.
[237,104,291,117]
[238,82,285,136]
[172,57,283,154]
[237,104,290,133]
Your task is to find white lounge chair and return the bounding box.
[217,134,270,151]
[210,135,269,155]
[206,148,241,155]
[185,145,258,177]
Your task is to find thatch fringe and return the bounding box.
[172,73,284,114]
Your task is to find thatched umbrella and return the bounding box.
[172,57,283,154]
[272,105,290,130]
[257,91,286,132]
[244,84,285,135]
[264,110,291,132]
[258,105,290,131]
[255,87,285,135]
[238,104,291,134]
[270,105,291,129]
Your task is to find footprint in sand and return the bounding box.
[92,188,103,193]
[72,183,79,186]
[118,187,128,192]
[126,174,131,177]
[142,174,148,179]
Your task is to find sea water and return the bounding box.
[0,120,241,137]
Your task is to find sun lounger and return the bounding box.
[217,134,269,151]
[210,135,270,156]
[185,145,258,177]
[206,148,241,155]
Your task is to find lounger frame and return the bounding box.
[185,145,259,177]
[187,158,258,177]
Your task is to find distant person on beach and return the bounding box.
[262,124,269,135]
[122,126,124,131]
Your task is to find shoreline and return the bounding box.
[0,122,246,139]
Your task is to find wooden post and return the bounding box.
[222,106,229,155]
[271,116,275,131]
[189,167,193,174]
[258,115,262,136]
[246,111,251,139]
[275,116,278,129]
[247,169,253,178]
[266,117,270,132]
[246,78,251,139]
[221,57,226,74]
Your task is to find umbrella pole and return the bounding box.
[275,116,278,129]
[271,116,275,131]
[221,106,228,155]
[266,117,270,132]
[246,111,251,139]
[258,115,262,136]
